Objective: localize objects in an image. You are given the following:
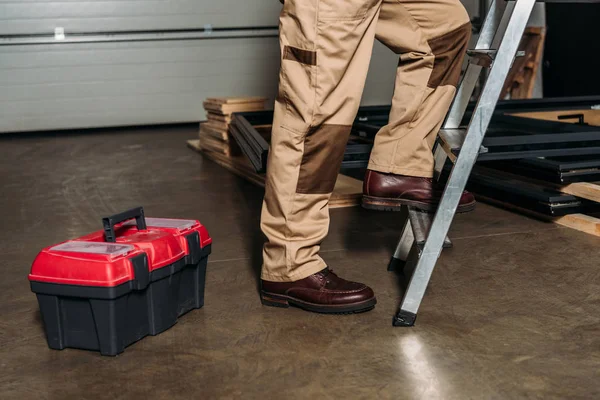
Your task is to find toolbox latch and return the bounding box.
[129,254,150,290]
[185,232,201,265]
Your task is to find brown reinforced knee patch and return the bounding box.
[284,46,317,66]
[427,22,471,88]
[296,125,352,194]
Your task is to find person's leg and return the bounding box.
[363,0,476,212]
[260,0,381,312]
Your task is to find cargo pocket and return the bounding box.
[280,45,317,133]
[318,0,375,20]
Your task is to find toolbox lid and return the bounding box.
[50,241,135,259]
[125,218,197,231]
[29,241,144,287]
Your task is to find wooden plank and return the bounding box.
[561,182,600,203]
[187,139,362,208]
[199,122,228,142]
[201,120,229,134]
[206,113,232,124]
[203,101,267,115]
[203,118,228,131]
[205,96,267,105]
[555,214,600,236]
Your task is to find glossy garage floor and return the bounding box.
[0,126,598,399]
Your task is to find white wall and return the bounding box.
[0,38,280,132]
[0,0,278,34]
[0,1,282,133]
[0,0,546,133]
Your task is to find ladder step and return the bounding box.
[467,49,496,68]
[438,129,489,162]
[408,208,452,249]
[468,49,526,68]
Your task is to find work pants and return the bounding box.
[261,0,471,282]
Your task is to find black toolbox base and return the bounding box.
[33,251,209,356]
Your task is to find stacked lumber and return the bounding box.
[198,97,267,156]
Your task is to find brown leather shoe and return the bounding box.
[261,268,376,314]
[362,169,476,213]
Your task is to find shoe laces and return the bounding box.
[318,267,335,284]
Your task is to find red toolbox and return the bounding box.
[28,207,212,356]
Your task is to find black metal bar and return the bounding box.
[467,96,600,114]
[230,97,600,173]
[477,146,600,161]
[228,122,266,172]
[520,156,600,171]
[482,159,600,184]
[446,167,600,217]
[354,97,600,125]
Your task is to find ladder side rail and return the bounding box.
[394,0,538,326]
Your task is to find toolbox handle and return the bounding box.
[103,207,147,243]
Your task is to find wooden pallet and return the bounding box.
[187,140,363,208]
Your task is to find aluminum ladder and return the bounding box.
[389,0,538,327]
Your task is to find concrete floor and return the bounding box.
[1,126,599,399]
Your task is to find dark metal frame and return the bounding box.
[230,112,270,172]
[483,156,600,184]
[468,115,600,161]
[354,102,600,162]
[230,97,600,174]
[443,166,600,216]
[466,95,600,114]
[355,96,600,127]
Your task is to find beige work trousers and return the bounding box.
[262,0,471,282]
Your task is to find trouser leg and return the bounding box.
[261,0,382,282]
[368,0,472,178]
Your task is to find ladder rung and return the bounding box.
[408,209,452,250]
[467,49,496,68]
[468,49,526,68]
[438,129,489,162]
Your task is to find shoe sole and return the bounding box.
[260,291,377,314]
[361,195,476,213]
